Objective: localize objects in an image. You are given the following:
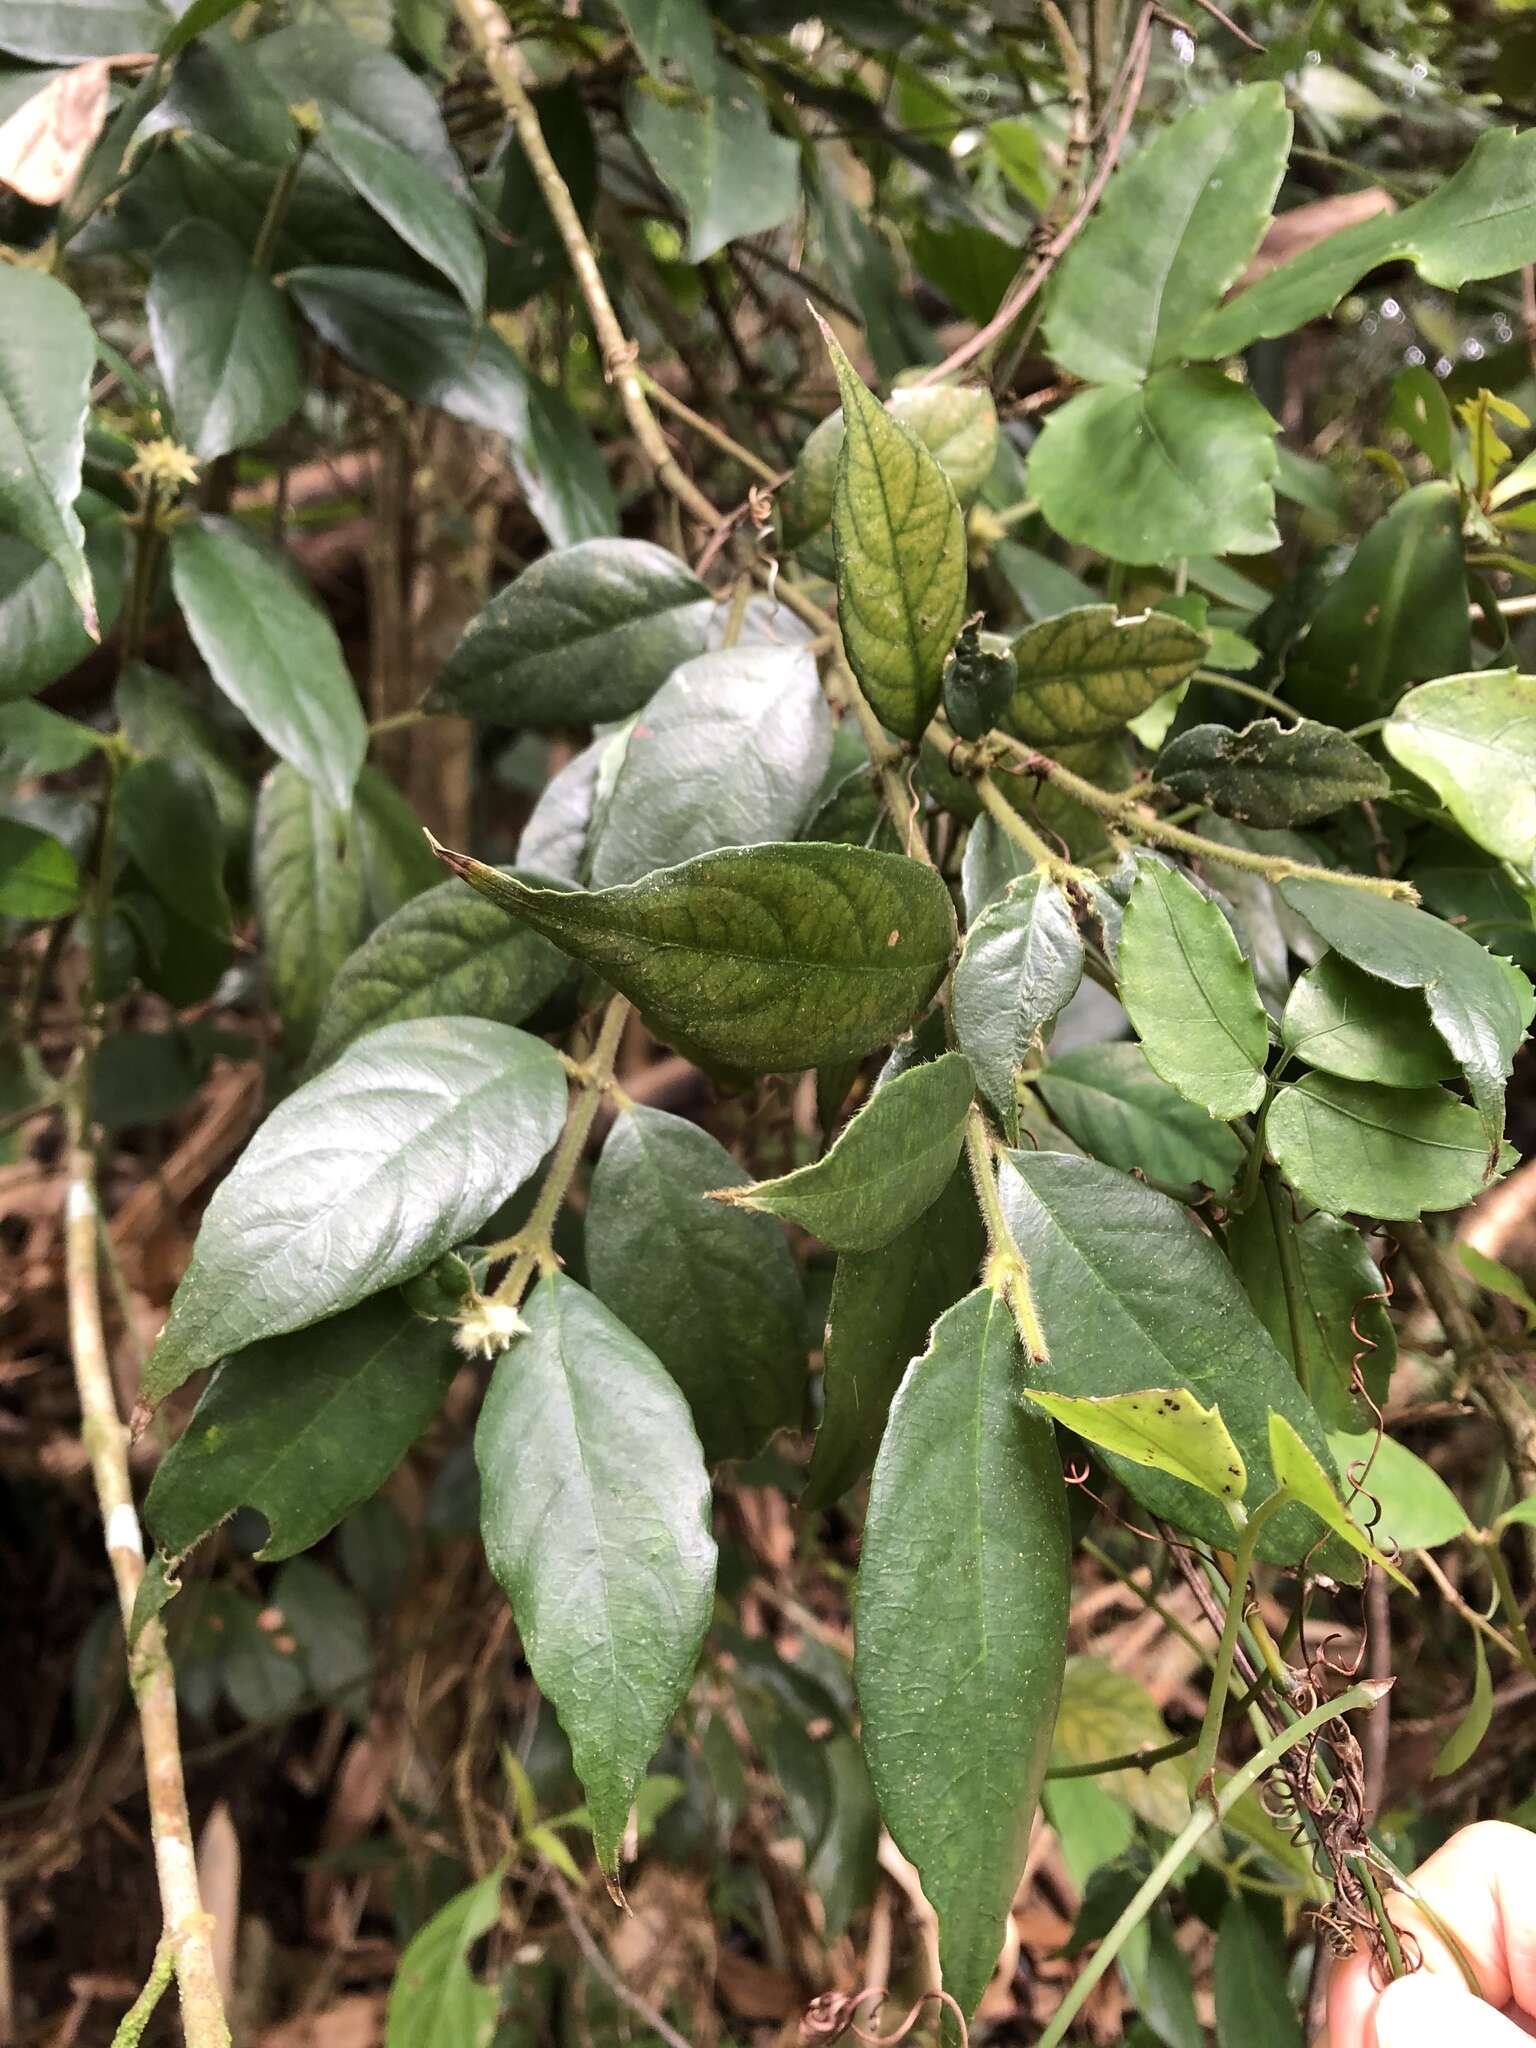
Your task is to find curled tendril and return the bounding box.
[801,1990,970,2048]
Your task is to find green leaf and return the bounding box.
[627,57,798,261]
[476,1273,716,1875]
[146,218,302,462]
[1385,670,1536,866]
[319,110,485,313]
[1154,718,1388,829]
[1328,1431,1470,1551]
[588,647,832,887]
[1225,1202,1394,1434]
[824,329,968,739]
[1031,369,1279,565]
[855,1288,1070,2021]
[1214,1902,1301,2048]
[385,1867,503,2048]
[170,518,366,816]
[1433,1631,1492,1778]
[1119,859,1268,1121]
[0,701,99,780]
[1022,1386,1247,1506]
[1284,485,1468,724]
[115,661,253,856]
[116,754,232,938]
[0,814,80,919]
[585,1104,806,1464]
[428,538,712,729]
[1282,953,1458,1088]
[147,1295,458,1563]
[1044,84,1292,383]
[289,266,616,549]
[715,1050,974,1250]
[0,500,125,704]
[256,17,457,178]
[953,875,1084,1122]
[434,840,957,1074]
[998,1150,1348,1566]
[614,0,713,81]
[141,1018,567,1406]
[1050,1658,1190,1837]
[308,870,570,1069]
[1266,1072,1509,1221]
[273,1556,369,1722]
[1267,1412,1410,1587]
[1037,1042,1244,1194]
[351,762,441,921]
[160,0,244,56]
[1278,878,1534,1156]
[0,269,97,635]
[803,1165,983,1510]
[782,383,998,550]
[1003,605,1207,747]
[1460,1244,1536,1328]
[254,764,369,1062]
[0,0,168,59]
[1192,128,1536,358]
[960,812,1033,920]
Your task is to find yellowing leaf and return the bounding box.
[1266,1413,1412,1587]
[1023,1386,1247,1505]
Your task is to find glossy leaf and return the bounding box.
[0,815,80,918]
[433,840,956,1074]
[141,1018,567,1406]
[952,875,1084,1121]
[1225,1201,1394,1434]
[1284,485,1468,724]
[1385,670,1536,866]
[1267,1413,1409,1586]
[803,1165,983,1510]
[1037,1041,1243,1194]
[116,754,231,938]
[1022,1387,1247,1506]
[0,268,97,634]
[429,538,712,729]
[476,1274,716,1874]
[1119,859,1268,1121]
[716,1050,973,1250]
[170,518,366,816]
[1266,1072,1508,1221]
[385,1867,503,2048]
[308,871,570,1069]
[1003,605,1206,747]
[256,18,458,179]
[1281,953,1457,1088]
[825,330,968,739]
[998,1150,1347,1565]
[589,646,832,887]
[1278,878,1534,1155]
[289,266,616,549]
[146,218,301,461]
[855,1288,1070,2020]
[253,764,369,1062]
[960,811,1034,921]
[586,1105,805,1463]
[1154,718,1388,829]
[146,1295,458,1562]
[319,110,485,312]
[1328,1431,1470,1551]
[627,55,798,261]
[1031,368,1279,564]
[1045,84,1291,382]
[1193,127,1536,357]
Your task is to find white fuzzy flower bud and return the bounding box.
[452,1298,528,1360]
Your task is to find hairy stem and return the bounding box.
[965,1105,1048,1361]
[973,773,1079,884]
[1038,1681,1388,2048]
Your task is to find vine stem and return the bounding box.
[1037,1680,1389,2048]
[1187,1492,1290,1794]
[1190,669,1300,724]
[639,372,782,485]
[1415,1546,1533,1677]
[964,1105,1048,1362]
[488,996,631,1303]
[973,773,1079,884]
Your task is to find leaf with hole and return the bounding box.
[1003,605,1207,747]
[714,1050,973,1250]
[585,1104,807,1464]
[1119,858,1268,1121]
[141,1017,567,1407]
[429,538,712,729]
[855,1287,1070,2021]
[1385,670,1536,867]
[476,1273,716,1876]
[434,840,956,1074]
[824,329,968,739]
[1154,718,1388,829]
